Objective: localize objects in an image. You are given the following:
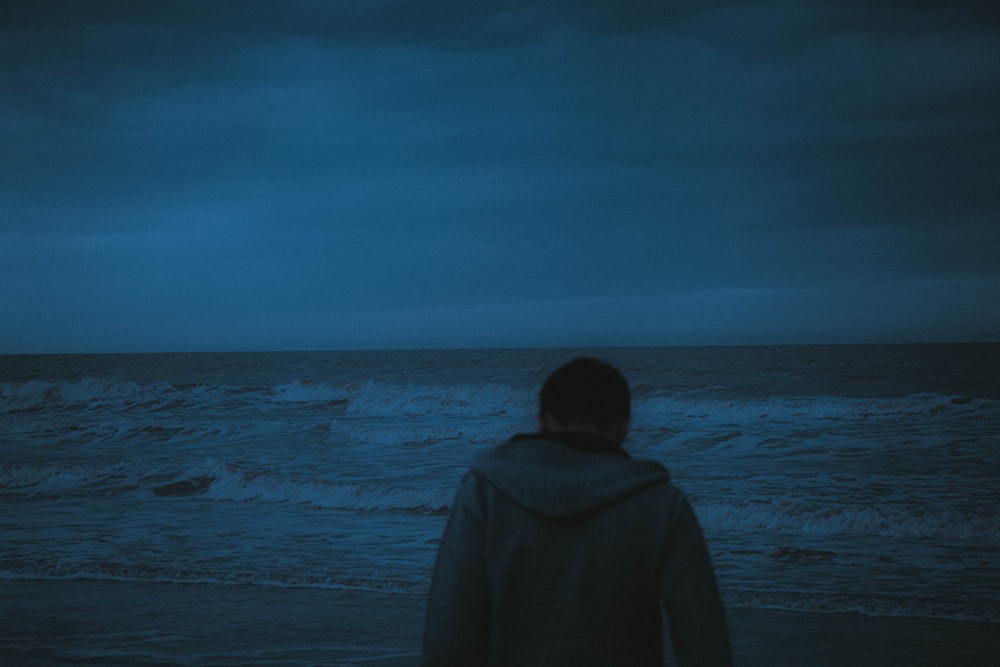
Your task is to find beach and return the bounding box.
[2,579,997,665]
[2,346,998,664]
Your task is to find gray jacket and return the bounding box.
[423,433,731,666]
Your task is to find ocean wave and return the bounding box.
[0,460,451,513]
[724,589,999,623]
[0,461,140,495]
[0,376,534,423]
[194,461,451,513]
[3,374,990,427]
[336,418,522,448]
[6,457,997,541]
[0,378,152,412]
[0,377,229,415]
[269,378,351,404]
[341,380,531,418]
[146,459,452,513]
[698,499,999,540]
[0,567,429,596]
[266,378,531,418]
[634,392,994,424]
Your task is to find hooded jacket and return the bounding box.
[423,433,731,666]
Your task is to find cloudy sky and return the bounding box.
[3,1,998,353]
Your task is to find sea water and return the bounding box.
[1,345,998,662]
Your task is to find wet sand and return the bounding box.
[1,579,996,665]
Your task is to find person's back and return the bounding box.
[422,358,731,666]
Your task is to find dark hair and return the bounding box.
[539,357,630,428]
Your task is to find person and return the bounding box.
[422,357,732,666]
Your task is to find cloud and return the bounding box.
[1,0,998,351]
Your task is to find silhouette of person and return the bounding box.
[423,357,731,666]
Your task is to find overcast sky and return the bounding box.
[2,1,998,353]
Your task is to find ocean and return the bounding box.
[1,344,998,665]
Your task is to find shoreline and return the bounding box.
[2,579,998,665]
[726,606,998,666]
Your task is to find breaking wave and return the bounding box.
[4,460,996,541]
[0,460,450,514]
[3,376,990,426]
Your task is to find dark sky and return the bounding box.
[3,1,999,353]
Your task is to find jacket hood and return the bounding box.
[470,433,671,520]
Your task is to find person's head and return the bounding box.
[538,357,631,443]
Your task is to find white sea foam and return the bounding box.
[270,378,350,403]
[197,460,451,512]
